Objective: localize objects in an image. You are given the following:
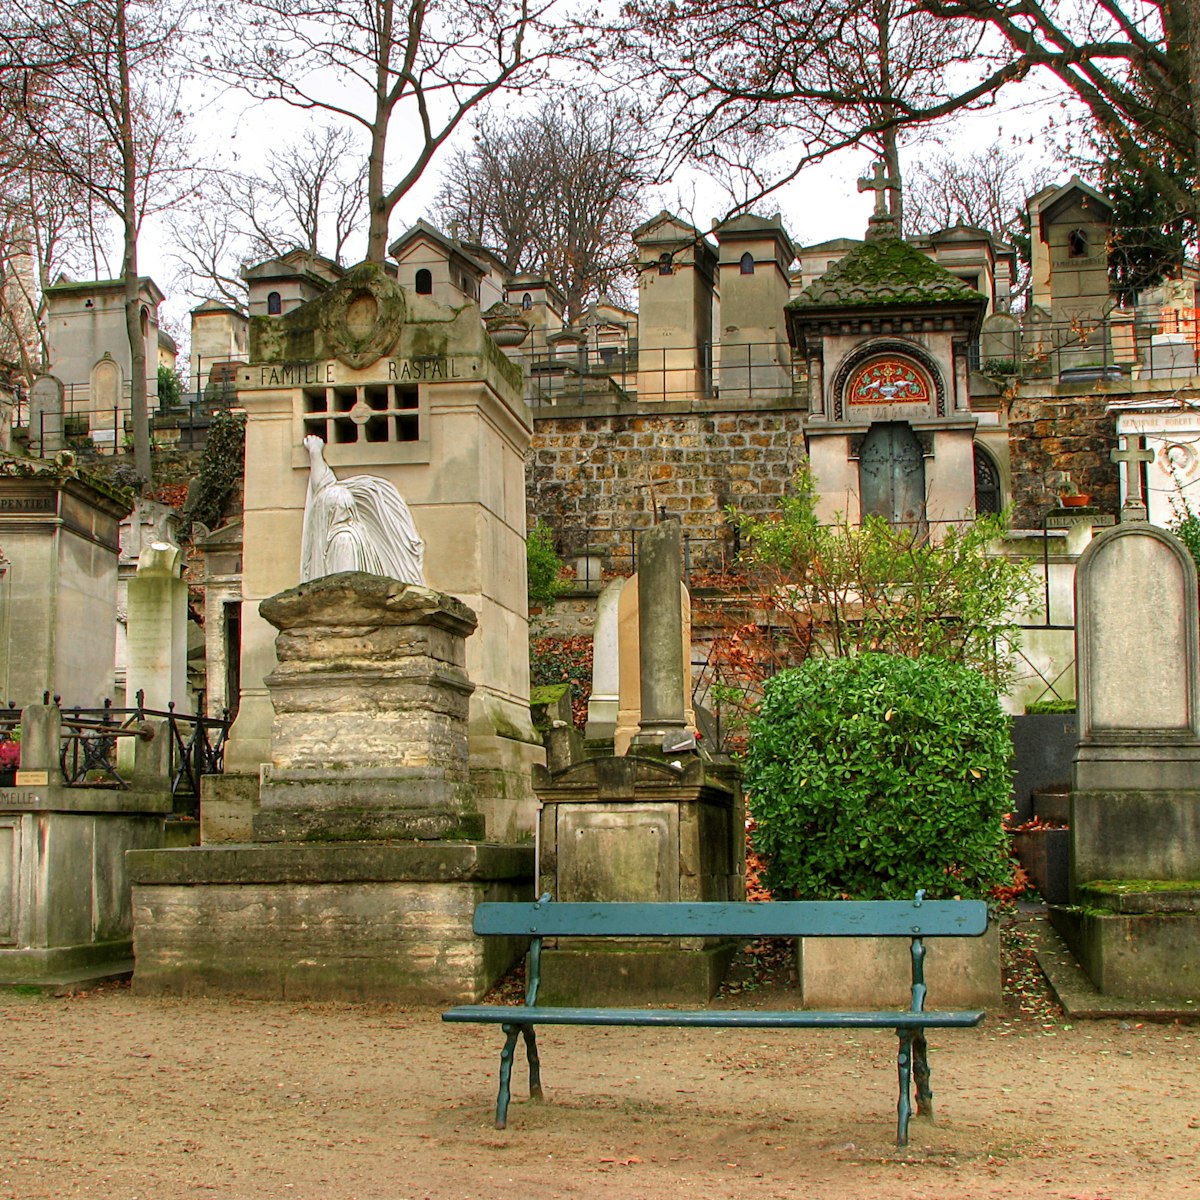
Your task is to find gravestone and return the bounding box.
[125,540,190,711]
[534,523,741,1004]
[1054,523,1200,1000]
[28,375,64,456]
[584,576,624,746]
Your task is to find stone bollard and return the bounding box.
[132,719,172,791]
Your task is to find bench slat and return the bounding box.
[473,899,988,939]
[443,1005,985,1030]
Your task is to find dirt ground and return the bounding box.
[2,927,1198,1200]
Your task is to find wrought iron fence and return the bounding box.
[1,692,230,806]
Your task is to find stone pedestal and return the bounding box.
[254,575,482,841]
[127,842,532,1002]
[533,755,742,1004]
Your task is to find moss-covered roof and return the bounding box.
[789,238,985,310]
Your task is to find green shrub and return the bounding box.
[527,521,567,612]
[157,364,183,408]
[187,410,246,532]
[1024,700,1076,715]
[745,653,1013,901]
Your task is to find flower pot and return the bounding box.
[1060,493,1091,508]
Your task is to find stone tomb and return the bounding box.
[533,524,742,1004]
[0,459,129,708]
[220,262,542,841]
[0,703,192,987]
[1053,523,1200,1000]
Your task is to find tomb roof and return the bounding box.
[789,237,985,310]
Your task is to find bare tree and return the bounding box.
[170,126,370,307]
[620,0,1199,225]
[618,0,980,230]
[201,0,575,263]
[0,160,104,388]
[434,94,651,318]
[6,0,191,482]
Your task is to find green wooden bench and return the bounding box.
[442,892,988,1145]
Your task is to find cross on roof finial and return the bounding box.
[857,161,897,218]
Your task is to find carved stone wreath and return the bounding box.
[320,266,407,369]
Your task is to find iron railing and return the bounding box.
[1,692,229,805]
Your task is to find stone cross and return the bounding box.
[857,161,897,217]
[1110,437,1156,522]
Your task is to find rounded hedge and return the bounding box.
[745,654,1013,900]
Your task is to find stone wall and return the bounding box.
[1007,384,1122,528]
[528,399,808,574]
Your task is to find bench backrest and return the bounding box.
[473,898,988,939]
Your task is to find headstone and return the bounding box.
[125,540,189,711]
[584,576,624,744]
[979,313,1021,368]
[1055,523,1200,999]
[633,522,689,748]
[613,572,696,756]
[1142,332,1197,380]
[29,375,64,456]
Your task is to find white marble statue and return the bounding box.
[300,434,425,584]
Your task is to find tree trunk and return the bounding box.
[117,0,150,482]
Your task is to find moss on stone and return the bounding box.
[790,238,985,310]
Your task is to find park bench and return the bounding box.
[442,893,988,1145]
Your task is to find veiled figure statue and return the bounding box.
[300,434,425,584]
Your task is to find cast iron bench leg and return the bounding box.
[495,1024,520,1129]
[521,1024,543,1100]
[895,1030,913,1147]
[912,1029,933,1119]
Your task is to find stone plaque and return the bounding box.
[557,806,677,902]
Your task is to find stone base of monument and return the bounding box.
[254,766,485,841]
[127,577,535,1002]
[538,941,737,1006]
[533,755,743,1004]
[0,782,190,988]
[1051,884,1200,1001]
[127,842,533,1002]
[796,925,1002,1009]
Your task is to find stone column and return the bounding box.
[633,523,688,747]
